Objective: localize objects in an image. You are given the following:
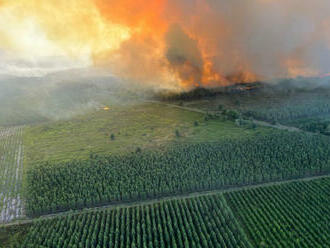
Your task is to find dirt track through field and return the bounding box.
[146,100,316,134]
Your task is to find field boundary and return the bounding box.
[2,173,329,228]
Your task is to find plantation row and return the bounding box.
[0,127,24,223]
[15,177,330,248]
[21,195,252,248]
[25,131,330,216]
[225,177,330,248]
[241,95,330,123]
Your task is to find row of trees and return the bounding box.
[241,95,330,123]
[293,119,330,135]
[24,131,330,216]
[225,177,330,248]
[21,195,252,248]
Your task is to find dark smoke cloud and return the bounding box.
[79,0,330,88]
[2,0,330,88]
[165,24,203,85]
[164,0,330,80]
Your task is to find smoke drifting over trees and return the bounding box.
[1,0,330,125]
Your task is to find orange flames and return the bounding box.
[0,0,329,88]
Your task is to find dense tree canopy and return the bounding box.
[25,131,330,216]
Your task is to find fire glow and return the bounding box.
[0,0,330,88]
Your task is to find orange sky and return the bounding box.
[0,0,329,88]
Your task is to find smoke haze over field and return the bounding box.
[0,69,149,126]
[0,0,330,88]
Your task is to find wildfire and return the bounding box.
[285,59,320,78]
[0,0,329,88]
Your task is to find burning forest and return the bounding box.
[0,0,330,89]
[1,1,330,247]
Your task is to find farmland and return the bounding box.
[239,91,330,124]
[225,177,330,247]
[0,127,24,224]
[1,0,330,245]
[179,85,330,127]
[20,194,252,247]
[25,130,330,216]
[23,102,268,165]
[282,115,330,135]
[1,82,330,247]
[2,176,329,247]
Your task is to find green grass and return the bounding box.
[225,177,330,248]
[24,102,267,166]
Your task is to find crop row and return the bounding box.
[25,131,330,216]
[0,127,24,223]
[17,177,330,248]
[225,177,330,247]
[21,194,252,248]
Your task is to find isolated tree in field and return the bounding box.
[110,134,115,140]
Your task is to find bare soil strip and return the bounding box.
[0,127,24,224]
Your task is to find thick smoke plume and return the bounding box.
[165,24,204,87]
[0,0,330,89]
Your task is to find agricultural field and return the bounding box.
[282,115,330,135]
[0,127,24,224]
[25,130,330,216]
[21,194,251,248]
[23,102,267,165]
[1,1,330,246]
[2,82,330,246]
[3,176,329,248]
[179,85,330,126]
[238,91,330,124]
[225,177,330,248]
